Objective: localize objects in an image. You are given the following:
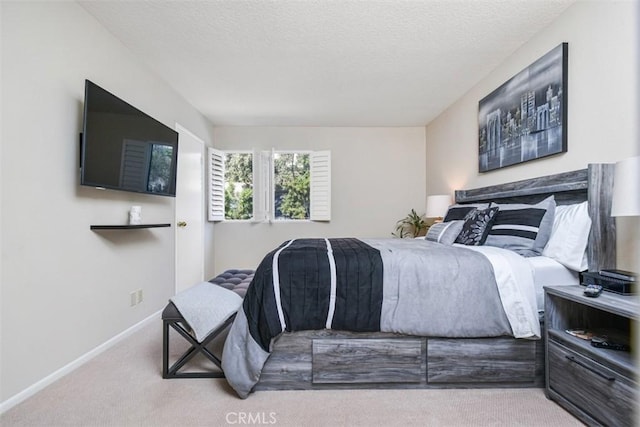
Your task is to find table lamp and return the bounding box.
[611,156,640,217]
[426,194,452,222]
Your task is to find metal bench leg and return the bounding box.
[163,314,236,379]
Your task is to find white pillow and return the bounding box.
[542,201,591,271]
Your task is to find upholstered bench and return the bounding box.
[162,269,254,379]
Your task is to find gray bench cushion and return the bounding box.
[208,269,254,298]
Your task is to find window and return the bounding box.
[223,152,253,220]
[273,152,309,220]
[208,149,330,222]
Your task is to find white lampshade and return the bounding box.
[426,194,453,219]
[611,156,640,217]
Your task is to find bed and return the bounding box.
[221,164,616,398]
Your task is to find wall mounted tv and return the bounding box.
[80,80,178,197]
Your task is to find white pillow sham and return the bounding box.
[542,201,591,271]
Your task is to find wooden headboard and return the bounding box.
[454,164,615,272]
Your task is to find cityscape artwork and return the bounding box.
[478,43,568,172]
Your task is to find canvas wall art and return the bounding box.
[478,43,568,173]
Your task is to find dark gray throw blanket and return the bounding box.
[222,238,539,398]
[243,238,384,352]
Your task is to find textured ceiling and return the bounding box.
[79,0,576,126]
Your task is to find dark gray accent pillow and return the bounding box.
[484,196,556,257]
[455,206,499,246]
[443,203,489,222]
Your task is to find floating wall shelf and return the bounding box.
[90,224,171,230]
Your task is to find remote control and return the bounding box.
[583,284,603,297]
[591,336,630,351]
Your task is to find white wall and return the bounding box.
[1,2,215,403]
[424,0,639,270]
[3,0,637,409]
[208,126,426,276]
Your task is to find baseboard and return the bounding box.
[0,309,162,414]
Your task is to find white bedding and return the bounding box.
[456,244,540,339]
[527,255,579,311]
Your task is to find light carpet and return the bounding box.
[1,320,582,426]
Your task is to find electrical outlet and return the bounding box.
[130,291,138,307]
[130,289,143,306]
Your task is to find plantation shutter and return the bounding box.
[310,150,331,221]
[207,148,225,221]
[253,150,272,222]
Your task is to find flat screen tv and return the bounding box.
[80,80,178,197]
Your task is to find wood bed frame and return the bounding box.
[253,164,616,391]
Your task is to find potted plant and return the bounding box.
[392,209,428,238]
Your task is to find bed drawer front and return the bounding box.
[427,338,536,384]
[312,338,425,384]
[548,341,635,427]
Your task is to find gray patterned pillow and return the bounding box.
[425,220,464,245]
[455,206,499,246]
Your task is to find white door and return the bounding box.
[175,124,205,294]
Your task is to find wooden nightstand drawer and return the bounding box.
[548,340,635,426]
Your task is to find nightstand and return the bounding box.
[544,285,638,426]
